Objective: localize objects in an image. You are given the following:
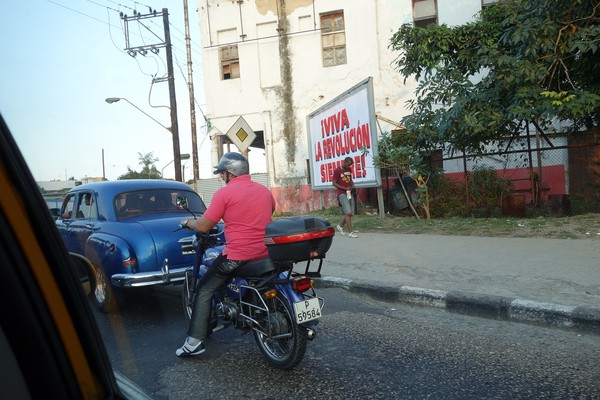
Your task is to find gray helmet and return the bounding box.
[213,152,249,176]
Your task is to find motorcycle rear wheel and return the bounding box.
[252,292,307,370]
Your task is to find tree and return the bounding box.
[389,0,600,155]
[370,132,433,219]
[118,152,161,180]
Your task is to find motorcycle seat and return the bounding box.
[232,257,277,277]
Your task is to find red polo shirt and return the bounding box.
[204,174,275,260]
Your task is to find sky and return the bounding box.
[0,0,216,182]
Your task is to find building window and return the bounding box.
[220,45,239,80]
[413,0,437,27]
[320,11,346,67]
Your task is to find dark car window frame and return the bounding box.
[0,114,127,398]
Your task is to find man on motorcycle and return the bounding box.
[176,152,276,357]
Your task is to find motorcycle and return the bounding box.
[176,197,334,369]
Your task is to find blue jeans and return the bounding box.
[187,255,243,340]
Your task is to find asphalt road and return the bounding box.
[93,286,600,399]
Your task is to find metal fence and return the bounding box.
[434,131,600,216]
[194,173,270,207]
[375,129,600,217]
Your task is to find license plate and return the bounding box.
[293,297,322,324]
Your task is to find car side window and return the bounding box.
[75,192,97,219]
[61,194,75,219]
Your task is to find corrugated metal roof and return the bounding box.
[194,173,269,206]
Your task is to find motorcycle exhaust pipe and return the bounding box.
[306,328,316,341]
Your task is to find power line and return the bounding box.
[46,0,118,22]
[46,0,205,85]
[47,0,204,65]
[104,0,140,12]
[105,7,160,78]
[85,0,120,12]
[45,0,208,137]
[173,53,208,125]
[107,0,205,57]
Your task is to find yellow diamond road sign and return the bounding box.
[225,116,256,152]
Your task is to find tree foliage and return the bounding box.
[371,132,435,218]
[118,152,161,180]
[389,0,600,154]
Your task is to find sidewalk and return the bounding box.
[314,232,600,333]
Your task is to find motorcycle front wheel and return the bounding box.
[252,292,308,370]
[181,271,218,336]
[181,270,194,321]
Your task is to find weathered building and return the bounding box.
[197,0,499,212]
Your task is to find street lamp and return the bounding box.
[105,97,183,181]
[161,153,190,178]
[105,97,171,132]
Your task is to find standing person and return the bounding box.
[332,156,357,238]
[176,152,276,357]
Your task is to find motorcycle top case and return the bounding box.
[264,216,334,262]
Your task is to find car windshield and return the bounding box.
[115,189,206,220]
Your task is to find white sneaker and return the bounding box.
[176,337,205,357]
[336,225,345,236]
[347,231,358,238]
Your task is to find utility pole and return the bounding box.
[102,148,106,180]
[183,0,199,189]
[121,8,183,182]
[163,8,182,182]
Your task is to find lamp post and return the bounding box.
[105,97,184,181]
[161,153,190,178]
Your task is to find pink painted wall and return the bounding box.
[271,184,338,214]
[444,165,567,204]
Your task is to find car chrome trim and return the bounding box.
[111,266,190,287]
[179,235,196,255]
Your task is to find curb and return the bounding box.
[314,276,600,335]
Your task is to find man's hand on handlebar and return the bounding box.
[180,219,192,230]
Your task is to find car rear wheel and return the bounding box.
[92,268,118,313]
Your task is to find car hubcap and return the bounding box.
[95,271,107,303]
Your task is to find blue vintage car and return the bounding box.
[56,179,209,312]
